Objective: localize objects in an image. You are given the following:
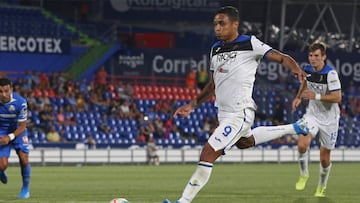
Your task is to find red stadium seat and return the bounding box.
[159,86,166,93]
[161,94,167,100]
[133,85,140,93]
[171,86,178,94]
[146,86,153,93]
[153,86,159,93]
[177,87,184,94]
[167,94,174,100]
[154,93,161,100]
[140,85,146,93]
[165,86,172,94]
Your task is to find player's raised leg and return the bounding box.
[236,118,309,149]
[253,118,309,145]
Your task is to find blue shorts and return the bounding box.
[0,132,30,158]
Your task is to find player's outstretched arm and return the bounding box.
[266,49,307,82]
[173,73,215,118]
[292,80,307,112]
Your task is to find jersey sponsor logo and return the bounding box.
[308,82,325,92]
[216,51,237,62]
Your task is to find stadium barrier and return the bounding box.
[8,147,360,165]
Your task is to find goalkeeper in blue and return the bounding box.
[0,77,31,199]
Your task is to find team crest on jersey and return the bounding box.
[319,75,324,82]
[8,105,15,112]
[22,136,29,144]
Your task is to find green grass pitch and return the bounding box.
[0,163,359,203]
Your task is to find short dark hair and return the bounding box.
[309,42,326,55]
[0,78,12,87]
[215,6,239,22]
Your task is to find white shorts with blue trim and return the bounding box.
[208,108,255,152]
[302,114,340,150]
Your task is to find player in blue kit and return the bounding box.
[0,78,31,199]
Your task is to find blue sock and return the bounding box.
[21,165,31,189]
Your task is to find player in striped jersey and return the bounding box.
[292,42,342,197]
[0,78,31,199]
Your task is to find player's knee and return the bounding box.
[297,141,309,153]
[200,142,221,162]
[0,163,8,170]
[320,158,330,168]
[19,158,29,167]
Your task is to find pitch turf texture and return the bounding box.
[1,163,359,203]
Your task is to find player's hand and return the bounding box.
[292,97,301,112]
[292,69,307,83]
[301,89,316,100]
[173,103,194,118]
[0,135,11,145]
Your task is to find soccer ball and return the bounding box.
[109,198,129,203]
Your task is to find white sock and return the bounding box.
[298,150,309,177]
[252,124,295,145]
[178,161,213,203]
[318,163,331,187]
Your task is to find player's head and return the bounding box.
[0,77,13,103]
[213,6,240,43]
[308,42,327,69]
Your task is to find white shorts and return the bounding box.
[302,114,340,150]
[208,108,255,152]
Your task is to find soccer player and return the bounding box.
[292,42,341,197]
[0,77,31,199]
[166,6,309,203]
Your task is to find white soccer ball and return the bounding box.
[109,198,129,203]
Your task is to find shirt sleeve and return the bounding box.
[327,70,341,91]
[18,102,28,122]
[250,36,272,57]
